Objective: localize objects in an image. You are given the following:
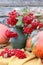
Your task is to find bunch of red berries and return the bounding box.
[6,10,19,38]
[22,13,43,34]
[0,48,26,59]
[23,26,33,34]
[22,13,35,25]
[5,30,18,38]
[7,10,18,26]
[7,10,43,35]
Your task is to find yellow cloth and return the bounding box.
[0,56,10,65]
[8,53,42,65]
[0,51,42,65]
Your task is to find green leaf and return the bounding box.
[40,19,43,23]
[16,16,24,27]
[22,8,28,12]
[21,8,28,16]
[34,13,42,17]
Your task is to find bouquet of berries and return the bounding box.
[6,10,43,34]
[4,9,43,49]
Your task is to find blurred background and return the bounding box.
[0,0,43,22]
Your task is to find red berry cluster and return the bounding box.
[7,10,18,26]
[22,13,35,25]
[5,30,18,38]
[13,49,26,59]
[22,13,43,34]
[7,10,43,35]
[32,21,43,29]
[23,26,33,34]
[23,21,43,34]
[0,48,26,59]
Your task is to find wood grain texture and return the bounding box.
[0,1,43,23]
[0,0,43,17]
[0,0,43,7]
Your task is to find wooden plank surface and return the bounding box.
[0,0,43,7]
[0,0,43,6]
[0,0,43,17]
[0,7,43,16]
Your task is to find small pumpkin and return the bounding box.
[26,37,32,48]
[0,24,9,44]
[26,31,43,58]
[26,30,39,51]
[32,31,43,58]
[26,37,32,51]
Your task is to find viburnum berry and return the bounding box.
[14,49,26,59]
[0,51,8,58]
[0,48,26,59]
[28,13,33,17]
[22,15,34,25]
[11,49,16,56]
[4,48,10,52]
[9,10,19,17]
[31,20,43,30]
[23,26,33,34]
[22,13,35,25]
[5,30,18,38]
[7,17,18,26]
[4,48,11,57]
[38,23,43,28]
[0,48,12,58]
[7,50,11,57]
[31,21,40,29]
[7,10,18,26]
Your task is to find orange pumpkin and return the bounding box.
[32,31,43,58]
[0,24,9,44]
[26,37,32,48]
[26,30,39,50]
[26,31,43,58]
